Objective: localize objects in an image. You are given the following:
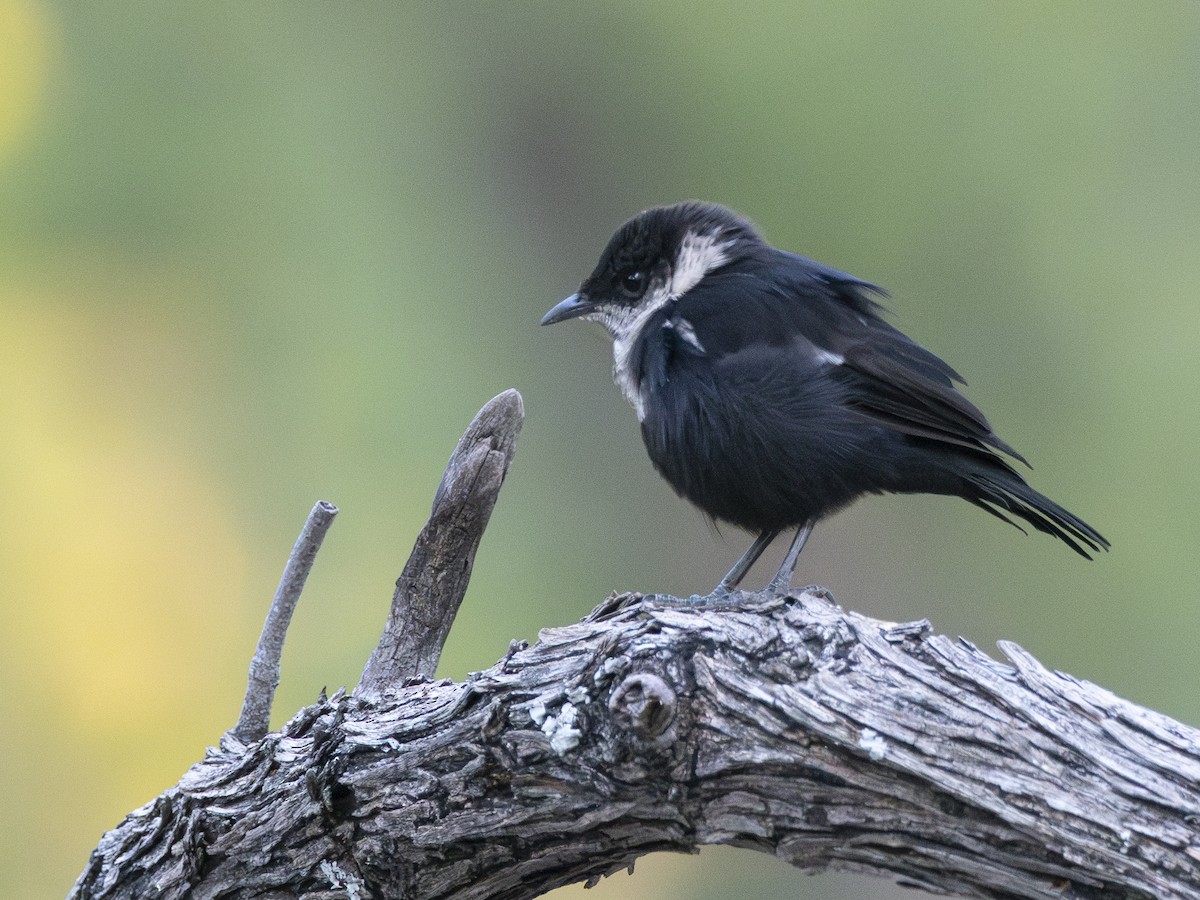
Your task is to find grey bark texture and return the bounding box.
[358,388,524,695]
[71,390,1200,900]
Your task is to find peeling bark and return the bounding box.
[72,589,1200,899]
[70,391,1200,899]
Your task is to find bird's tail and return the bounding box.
[962,468,1109,559]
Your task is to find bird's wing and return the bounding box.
[835,337,1027,463]
[674,249,1027,463]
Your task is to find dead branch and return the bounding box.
[234,500,339,742]
[71,390,1200,900]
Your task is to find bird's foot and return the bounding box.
[696,589,745,607]
[765,574,795,598]
[586,590,747,619]
[584,591,645,621]
[640,589,749,608]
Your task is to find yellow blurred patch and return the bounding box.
[0,0,55,162]
[0,286,248,737]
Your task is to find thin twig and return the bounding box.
[232,499,339,741]
[357,389,523,698]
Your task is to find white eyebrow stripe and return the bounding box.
[669,229,733,299]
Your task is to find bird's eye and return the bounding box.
[618,269,647,299]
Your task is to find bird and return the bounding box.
[541,201,1108,596]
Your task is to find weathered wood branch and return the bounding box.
[72,391,1200,900]
[358,388,523,696]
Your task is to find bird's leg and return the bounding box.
[712,529,781,596]
[765,521,814,596]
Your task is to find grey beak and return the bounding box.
[540,292,592,326]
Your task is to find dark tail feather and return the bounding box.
[965,471,1109,559]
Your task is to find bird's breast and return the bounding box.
[636,339,891,530]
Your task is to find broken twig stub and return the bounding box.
[357,389,524,697]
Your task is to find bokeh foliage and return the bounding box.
[1,3,1197,898]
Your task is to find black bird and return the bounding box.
[541,201,1107,595]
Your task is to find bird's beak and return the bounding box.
[540,292,593,326]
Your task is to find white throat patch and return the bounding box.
[597,228,732,420]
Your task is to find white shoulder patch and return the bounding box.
[812,347,844,366]
[669,316,706,354]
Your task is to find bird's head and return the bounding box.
[540,201,761,342]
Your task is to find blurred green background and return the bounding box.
[2,2,1198,897]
